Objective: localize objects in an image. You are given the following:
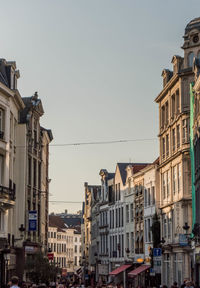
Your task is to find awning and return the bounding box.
[128,265,150,278]
[109,264,132,276]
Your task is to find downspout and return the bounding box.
[190,82,195,228]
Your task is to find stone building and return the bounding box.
[155,17,200,286]
[83,183,101,277]
[15,92,53,279]
[0,59,24,285]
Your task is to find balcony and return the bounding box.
[0,185,15,208]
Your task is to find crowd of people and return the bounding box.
[160,280,199,288]
[7,276,85,288]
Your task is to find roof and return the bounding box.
[117,163,133,185]
[132,164,149,174]
[109,264,132,276]
[185,17,200,34]
[117,163,149,185]
[20,93,44,123]
[49,215,66,231]
[62,217,81,228]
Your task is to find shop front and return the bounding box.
[128,264,150,287]
[109,264,133,287]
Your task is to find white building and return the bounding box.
[0,59,24,283]
[143,160,159,260]
[48,215,81,272]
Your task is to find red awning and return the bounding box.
[109,264,132,276]
[128,265,150,278]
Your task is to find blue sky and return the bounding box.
[1,0,199,212]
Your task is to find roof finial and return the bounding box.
[33,91,38,100]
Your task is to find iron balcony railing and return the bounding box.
[0,185,15,201]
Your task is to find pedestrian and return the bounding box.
[171,282,178,288]
[10,277,20,288]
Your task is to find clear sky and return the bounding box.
[1,0,199,213]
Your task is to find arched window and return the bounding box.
[188,51,194,67]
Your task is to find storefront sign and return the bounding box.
[153,260,161,274]
[28,210,37,231]
[25,246,38,254]
[179,234,188,246]
[47,253,54,261]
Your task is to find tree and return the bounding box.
[25,252,61,284]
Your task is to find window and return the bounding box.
[28,157,31,185]
[118,183,121,200]
[147,188,151,206]
[0,212,4,231]
[0,109,4,138]
[165,101,169,125]
[148,219,151,242]
[176,89,180,114]
[151,186,155,205]
[173,166,177,194]
[172,94,175,119]
[166,134,169,157]
[177,163,181,193]
[126,205,129,223]
[167,171,170,198]
[177,125,180,149]
[163,214,167,238]
[162,137,165,159]
[121,207,124,226]
[162,173,166,199]
[130,203,134,222]
[144,189,147,207]
[145,220,147,242]
[182,119,189,143]
[33,159,37,187]
[131,232,134,252]
[75,245,77,253]
[126,233,129,249]
[172,128,176,152]
[161,105,165,128]
[188,51,194,67]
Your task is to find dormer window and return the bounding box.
[188,51,194,67]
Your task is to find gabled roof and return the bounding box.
[49,215,66,231]
[117,163,133,185]
[117,163,149,185]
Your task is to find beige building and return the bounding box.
[48,215,81,271]
[15,92,53,280]
[155,17,200,286]
[0,59,24,284]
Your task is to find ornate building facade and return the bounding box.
[155,17,200,286]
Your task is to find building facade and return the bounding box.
[155,18,200,286]
[0,59,24,284]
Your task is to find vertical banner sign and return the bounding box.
[29,210,37,231]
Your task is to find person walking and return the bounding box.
[10,277,20,288]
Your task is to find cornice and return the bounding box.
[158,147,190,169]
[155,74,179,103]
[155,69,193,103]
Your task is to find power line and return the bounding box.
[15,137,158,148]
[50,138,158,147]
